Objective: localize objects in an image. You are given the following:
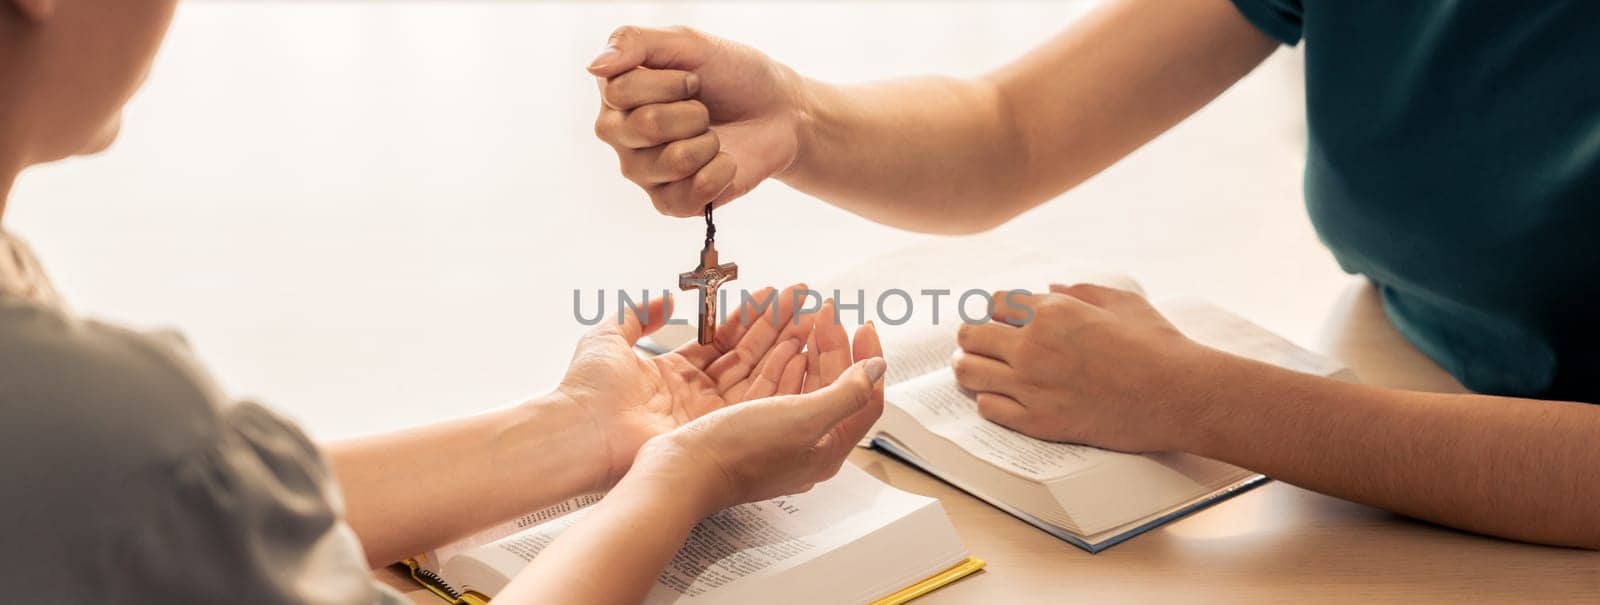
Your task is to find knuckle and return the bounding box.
[608,25,641,45]
[663,144,700,177]
[690,170,724,201]
[601,79,627,107]
[975,396,1002,419]
[593,110,618,140]
[667,193,701,217]
[663,24,703,41]
[951,356,979,386]
[629,106,663,140]
[1037,299,1072,321]
[646,190,672,214]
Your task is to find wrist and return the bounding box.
[516,390,615,493]
[778,70,831,186]
[1161,342,1243,457]
[624,435,731,518]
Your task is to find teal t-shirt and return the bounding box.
[1229,0,1600,401]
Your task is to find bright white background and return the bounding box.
[7,1,1343,439]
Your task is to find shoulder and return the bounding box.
[0,303,394,603]
[0,301,227,475]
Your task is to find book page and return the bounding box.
[1158,298,1348,379]
[881,298,1350,482]
[449,465,937,602]
[880,325,959,386]
[419,493,603,572]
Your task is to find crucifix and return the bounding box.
[679,203,738,345]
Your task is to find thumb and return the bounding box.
[788,357,887,439]
[588,25,714,78]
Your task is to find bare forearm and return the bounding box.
[326,393,609,566]
[783,75,1029,234]
[782,0,1277,234]
[1185,353,1600,548]
[496,462,715,604]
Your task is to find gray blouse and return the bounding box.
[0,231,406,604]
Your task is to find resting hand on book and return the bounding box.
[554,283,819,489]
[953,283,1214,453]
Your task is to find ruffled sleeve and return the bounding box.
[106,401,411,604]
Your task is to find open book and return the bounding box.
[870,296,1351,551]
[404,465,983,604]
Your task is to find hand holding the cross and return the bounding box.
[551,283,879,491]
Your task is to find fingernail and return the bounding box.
[589,45,620,69]
[863,357,887,383]
[685,72,701,96]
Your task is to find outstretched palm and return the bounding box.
[557,285,817,485]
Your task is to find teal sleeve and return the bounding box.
[1228,0,1303,45]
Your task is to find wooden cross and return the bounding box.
[678,241,738,345]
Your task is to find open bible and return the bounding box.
[869,296,1352,551]
[403,465,983,604]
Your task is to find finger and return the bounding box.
[991,290,1042,326]
[728,299,815,397]
[592,105,631,149]
[803,309,823,393]
[708,283,807,389]
[812,358,888,465]
[853,321,885,407]
[676,286,776,369]
[975,392,1031,432]
[804,300,853,392]
[733,337,803,402]
[637,293,675,340]
[601,292,675,345]
[632,100,714,149]
[956,321,1020,362]
[776,354,806,395]
[814,300,854,383]
[619,130,720,185]
[601,68,700,110]
[951,350,1021,396]
[589,25,715,78]
[648,152,736,217]
[788,357,885,442]
[852,320,883,363]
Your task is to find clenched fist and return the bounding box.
[588,26,806,216]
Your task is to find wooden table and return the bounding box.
[378,282,1600,603]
